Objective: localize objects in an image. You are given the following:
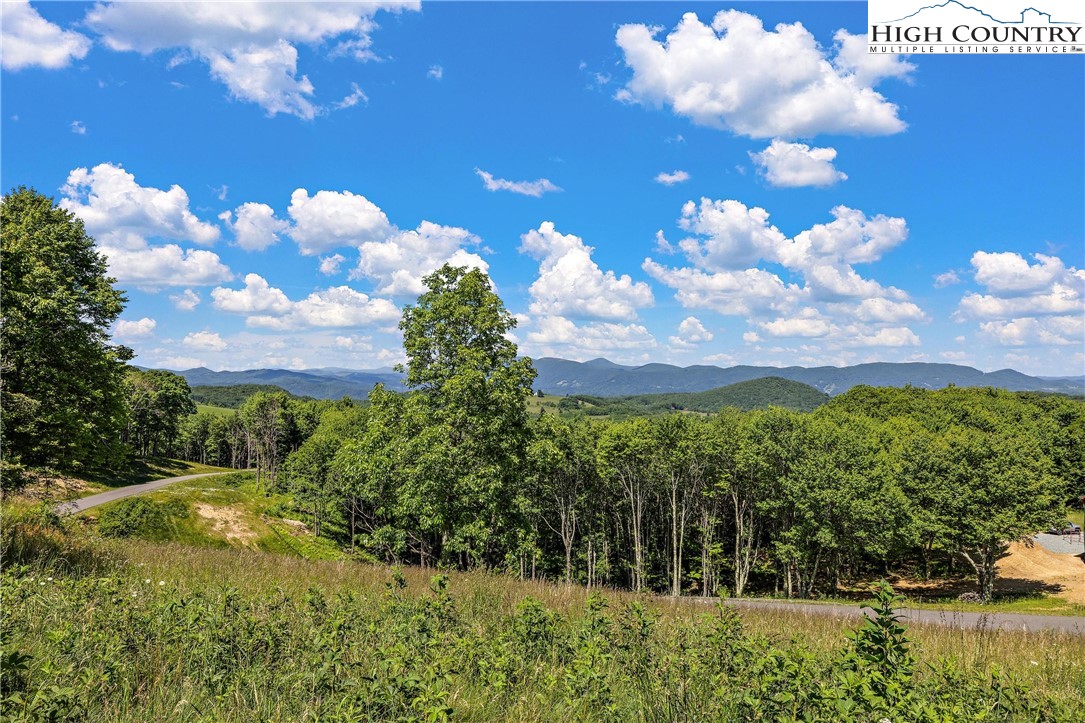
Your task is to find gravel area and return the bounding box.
[1033,532,1085,556]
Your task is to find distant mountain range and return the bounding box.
[164,359,1084,401]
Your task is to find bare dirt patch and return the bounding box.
[16,472,98,501]
[194,503,258,546]
[997,540,1085,605]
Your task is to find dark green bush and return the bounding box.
[97,497,185,540]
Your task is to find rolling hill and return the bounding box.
[164,359,1083,401]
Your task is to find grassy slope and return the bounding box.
[195,402,235,417]
[3,522,1083,721]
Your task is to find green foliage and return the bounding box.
[1,187,131,477]
[124,368,196,457]
[96,497,188,540]
[561,377,830,419]
[2,552,1077,722]
[189,383,304,408]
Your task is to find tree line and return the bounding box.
[172,267,1081,601]
[3,190,1080,601]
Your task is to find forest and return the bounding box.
[2,189,1080,604]
[141,269,1081,603]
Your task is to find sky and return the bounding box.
[1,0,1082,376]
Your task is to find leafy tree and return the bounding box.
[124,368,196,457]
[394,264,536,566]
[239,390,296,490]
[1,187,131,476]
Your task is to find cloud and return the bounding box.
[183,330,227,352]
[84,1,418,119]
[333,82,368,110]
[219,202,289,251]
[212,274,398,330]
[654,170,690,186]
[70,120,87,135]
[615,10,909,139]
[643,261,801,316]
[751,139,847,188]
[287,188,393,255]
[970,251,1074,294]
[978,316,1084,347]
[351,221,488,297]
[525,315,658,361]
[0,0,91,71]
[669,316,713,348]
[212,274,293,314]
[427,64,443,80]
[58,163,233,289]
[475,168,562,197]
[114,317,157,340]
[60,163,221,248]
[94,245,233,289]
[646,198,922,351]
[319,253,347,275]
[169,289,201,311]
[955,251,1084,321]
[933,270,960,288]
[249,286,400,330]
[521,222,653,321]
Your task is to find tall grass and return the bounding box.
[2,514,1083,721]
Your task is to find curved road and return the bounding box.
[706,597,1085,634]
[55,472,237,515]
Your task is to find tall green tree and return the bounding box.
[125,368,196,457]
[394,264,537,567]
[1,188,131,476]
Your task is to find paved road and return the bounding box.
[55,472,235,515]
[710,598,1085,634]
[1033,532,1085,555]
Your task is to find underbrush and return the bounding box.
[2,518,1082,722]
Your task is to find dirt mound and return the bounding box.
[997,541,1084,604]
[194,503,257,546]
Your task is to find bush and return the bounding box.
[97,497,186,540]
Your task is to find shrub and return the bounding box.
[97,497,185,540]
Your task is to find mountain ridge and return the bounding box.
[161,358,1084,400]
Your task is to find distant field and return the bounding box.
[195,403,235,417]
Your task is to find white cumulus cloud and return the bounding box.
[751,139,847,188]
[521,222,653,321]
[114,317,157,340]
[0,0,91,71]
[654,170,690,186]
[475,168,561,197]
[219,202,289,251]
[183,330,228,352]
[615,10,909,139]
[525,315,658,361]
[84,1,418,119]
[212,274,293,314]
[169,289,201,311]
[287,188,393,255]
[351,221,488,297]
[669,316,713,348]
[249,286,400,330]
[60,163,221,248]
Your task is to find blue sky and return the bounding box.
[2,1,1082,375]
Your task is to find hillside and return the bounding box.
[532,358,1085,397]
[563,377,830,417]
[164,360,1084,401]
[190,384,306,408]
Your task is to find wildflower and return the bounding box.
[159,581,165,586]
[1030,661,1039,666]
[145,578,151,584]
[46,577,53,581]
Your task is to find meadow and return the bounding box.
[2,504,1083,722]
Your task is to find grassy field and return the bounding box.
[195,402,236,417]
[2,502,1083,721]
[74,472,346,561]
